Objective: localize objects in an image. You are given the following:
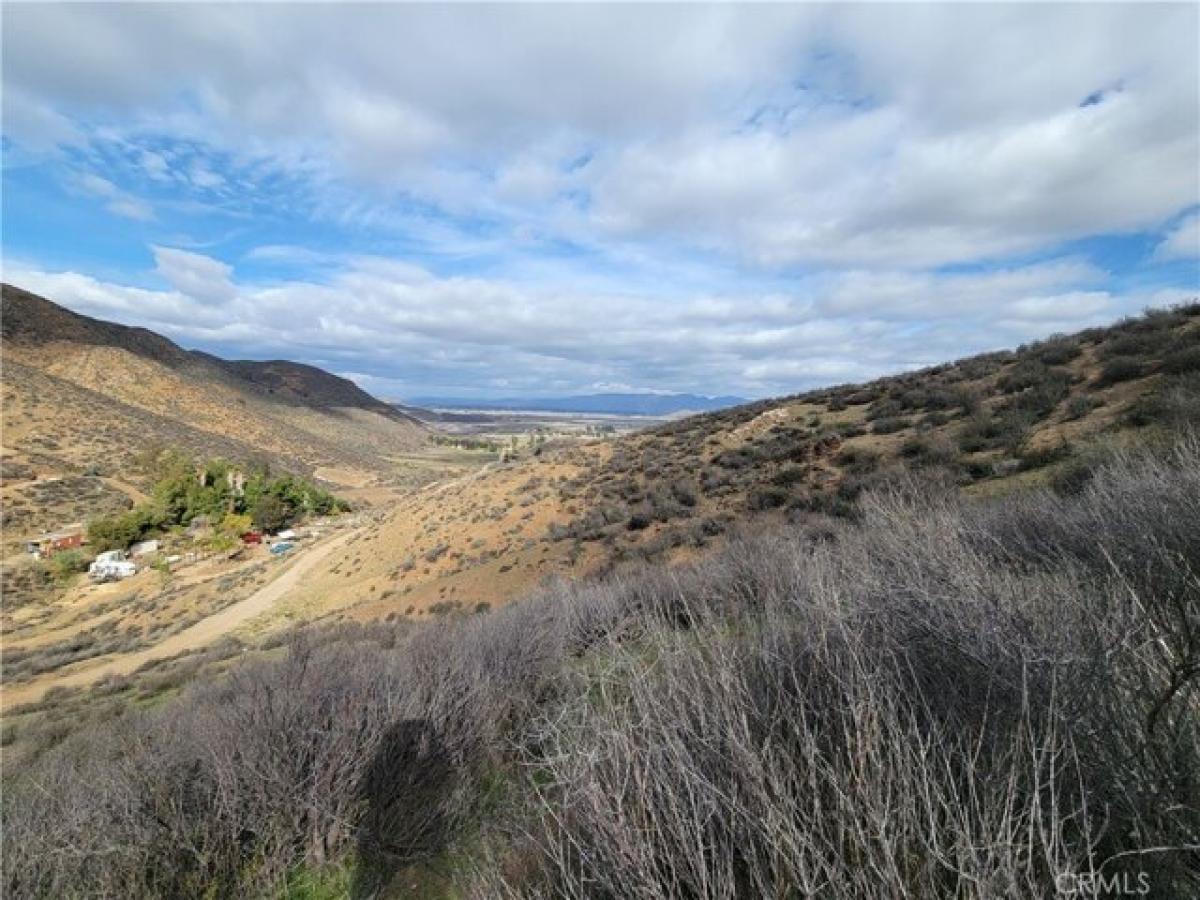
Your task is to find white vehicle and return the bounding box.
[89,549,138,583]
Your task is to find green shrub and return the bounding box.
[1161,346,1200,376]
[836,423,867,439]
[88,511,150,552]
[747,486,790,511]
[1064,395,1100,421]
[865,399,904,421]
[998,360,1062,394]
[871,416,910,435]
[961,458,993,481]
[1049,458,1097,495]
[49,550,89,581]
[1035,339,1082,366]
[956,410,1031,454]
[771,467,807,487]
[1095,357,1147,387]
[996,362,1072,419]
[1017,441,1073,471]
[282,865,353,900]
[1124,372,1200,430]
[6,442,1200,898]
[835,446,880,474]
[899,435,958,468]
[1100,329,1175,361]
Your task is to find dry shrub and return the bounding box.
[4,439,1199,898]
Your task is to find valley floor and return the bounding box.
[1,523,363,710]
[0,430,606,720]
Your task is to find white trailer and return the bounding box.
[89,550,138,583]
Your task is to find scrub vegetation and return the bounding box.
[4,438,1197,898]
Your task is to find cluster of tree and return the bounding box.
[431,434,503,453]
[88,450,347,551]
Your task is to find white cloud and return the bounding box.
[73,172,156,221]
[1154,214,1200,261]
[138,150,170,180]
[104,197,155,222]
[244,245,342,267]
[4,4,1195,269]
[1,85,83,150]
[188,163,224,189]
[3,250,1175,399]
[3,5,1197,401]
[586,78,1197,268]
[815,260,1105,319]
[76,173,121,198]
[151,246,236,304]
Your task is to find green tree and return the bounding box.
[221,512,253,536]
[251,494,293,533]
[50,549,89,580]
[88,513,144,551]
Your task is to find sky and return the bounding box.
[2,3,1198,402]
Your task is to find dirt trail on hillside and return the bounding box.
[2,528,360,710]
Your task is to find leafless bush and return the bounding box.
[469,438,1200,898]
[5,439,1198,897]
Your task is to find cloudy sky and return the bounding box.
[3,3,1198,401]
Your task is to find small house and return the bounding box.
[30,526,85,558]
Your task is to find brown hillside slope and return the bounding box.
[0,284,428,494]
[0,359,301,545]
[3,303,1197,721]
[2,284,408,417]
[308,303,1200,623]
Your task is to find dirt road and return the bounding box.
[2,528,360,710]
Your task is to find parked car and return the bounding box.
[269,541,295,556]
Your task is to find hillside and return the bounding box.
[0,284,430,543]
[4,302,1197,690]
[6,433,1198,898]
[4,302,1198,899]
[305,302,1200,623]
[2,285,407,417]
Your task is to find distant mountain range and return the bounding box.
[405,392,748,416]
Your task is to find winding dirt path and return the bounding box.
[2,528,360,710]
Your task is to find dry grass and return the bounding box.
[3,437,1197,898]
